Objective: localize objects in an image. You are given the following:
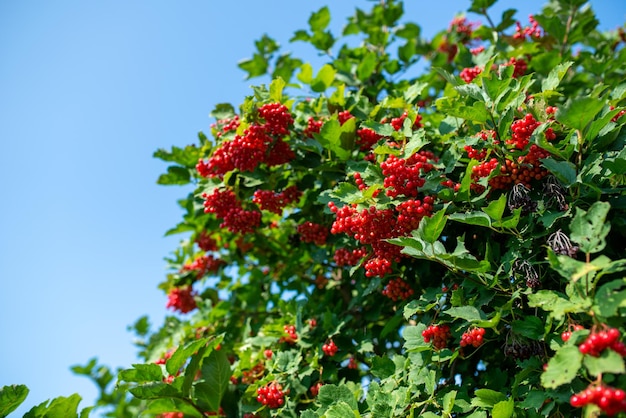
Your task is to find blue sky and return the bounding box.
[1,1,624,416]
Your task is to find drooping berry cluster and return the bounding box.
[322,339,338,357]
[356,127,382,150]
[166,286,197,314]
[181,254,224,278]
[297,221,329,245]
[258,103,293,136]
[513,15,542,40]
[390,111,423,131]
[579,327,626,357]
[333,247,367,267]
[202,189,261,234]
[570,384,626,416]
[396,197,434,235]
[460,327,486,348]
[256,381,286,409]
[422,324,451,350]
[304,117,323,137]
[382,277,414,301]
[508,113,541,149]
[280,325,298,345]
[252,185,302,214]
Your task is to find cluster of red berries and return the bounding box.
[464,145,487,160]
[338,110,355,125]
[333,247,367,267]
[347,357,358,369]
[422,324,451,350]
[195,231,218,252]
[154,349,174,365]
[280,325,298,345]
[356,127,382,150]
[322,339,338,357]
[560,324,585,342]
[513,15,542,40]
[382,277,414,301]
[508,113,541,149]
[578,327,626,357]
[211,115,240,138]
[460,66,482,83]
[166,286,197,314]
[258,103,293,136]
[202,189,261,234]
[252,185,301,214]
[297,221,329,245]
[390,111,423,131]
[257,381,286,409]
[380,152,434,198]
[470,46,485,55]
[241,363,265,385]
[182,255,224,278]
[303,117,323,137]
[448,16,475,43]
[460,327,486,348]
[610,106,626,122]
[570,384,626,416]
[310,382,323,397]
[396,197,435,235]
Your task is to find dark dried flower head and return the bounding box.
[512,259,540,289]
[508,183,537,214]
[547,229,579,257]
[543,175,568,211]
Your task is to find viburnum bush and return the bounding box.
[3,0,626,417]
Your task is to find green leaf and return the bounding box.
[593,279,626,317]
[317,384,358,410]
[209,103,236,120]
[311,64,337,92]
[166,338,210,376]
[24,394,82,418]
[309,6,331,32]
[237,53,268,79]
[512,316,544,340]
[471,389,506,408]
[402,324,427,351]
[318,119,351,160]
[182,336,221,397]
[129,382,181,399]
[0,384,29,418]
[371,356,396,379]
[119,363,163,383]
[584,349,626,376]
[556,97,605,133]
[298,63,313,84]
[269,78,286,102]
[445,306,486,322]
[443,390,457,416]
[492,399,514,418]
[449,211,491,228]
[325,401,356,418]
[357,52,378,81]
[541,61,573,92]
[419,204,448,243]
[570,201,611,254]
[527,290,589,320]
[194,349,232,413]
[540,158,577,187]
[541,345,583,389]
[157,166,191,185]
[469,0,497,13]
[483,193,507,222]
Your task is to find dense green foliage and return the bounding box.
[3,0,626,417]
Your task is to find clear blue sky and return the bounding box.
[1,1,624,416]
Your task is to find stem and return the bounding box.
[560,6,577,57]
[482,8,497,31]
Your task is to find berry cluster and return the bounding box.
[347,357,358,369]
[258,103,293,136]
[195,231,218,252]
[390,111,423,131]
[166,286,197,314]
[252,185,301,214]
[256,381,286,409]
[364,257,393,278]
[304,117,323,137]
[310,382,323,397]
[560,324,585,342]
[579,327,626,357]
[241,363,265,385]
[297,221,329,245]
[182,255,224,278]
[338,110,355,125]
[202,189,261,234]
[460,327,486,348]
[211,115,240,138]
[380,152,433,198]
[460,66,482,83]
[333,247,367,267]
[570,384,626,416]
[356,127,382,150]
[503,340,543,360]
[322,339,338,357]
[382,277,414,301]
[448,16,475,43]
[280,325,298,344]
[396,197,434,235]
[509,113,541,149]
[513,15,542,40]
[422,324,451,350]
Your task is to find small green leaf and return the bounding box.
[0,384,29,418]
[541,62,574,92]
[194,349,232,413]
[570,201,611,254]
[541,345,583,389]
[24,394,82,418]
[419,204,448,243]
[318,119,351,160]
[512,316,544,340]
[584,349,626,376]
[471,389,506,408]
[371,356,396,379]
[483,194,507,222]
[309,6,331,32]
[402,324,427,351]
[157,166,191,185]
[311,64,337,92]
[357,51,378,81]
[527,290,589,320]
[269,78,286,102]
[492,399,514,418]
[541,158,577,187]
[449,211,491,228]
[443,390,457,416]
[445,306,486,322]
[317,384,358,410]
[119,363,163,383]
[325,401,356,418]
[129,382,181,399]
[593,279,626,317]
[166,338,210,376]
[298,63,313,84]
